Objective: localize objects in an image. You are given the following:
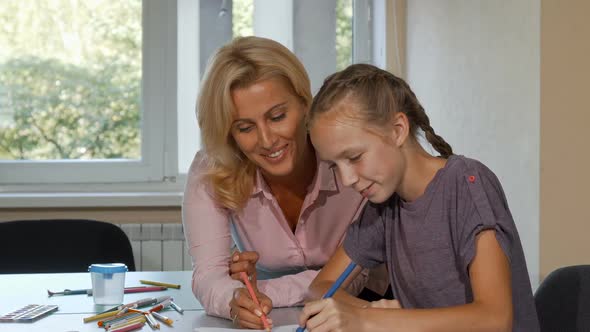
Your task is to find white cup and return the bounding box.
[88,263,128,305]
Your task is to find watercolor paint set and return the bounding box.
[0,304,58,323]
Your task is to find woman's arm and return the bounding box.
[299,230,513,332]
[229,249,370,309]
[182,177,242,319]
[227,252,371,309]
[229,198,372,308]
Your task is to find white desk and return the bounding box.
[0,271,301,331]
[0,271,201,314]
[0,308,301,331]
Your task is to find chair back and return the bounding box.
[535,265,590,331]
[0,219,136,273]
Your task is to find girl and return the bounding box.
[298,64,539,331]
[183,37,385,330]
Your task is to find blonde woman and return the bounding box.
[182,37,377,329]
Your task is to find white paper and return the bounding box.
[194,324,300,332]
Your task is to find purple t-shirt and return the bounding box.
[343,155,539,331]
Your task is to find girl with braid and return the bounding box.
[298,64,539,331]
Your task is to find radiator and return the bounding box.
[119,224,192,271]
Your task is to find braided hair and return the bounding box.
[308,64,452,158]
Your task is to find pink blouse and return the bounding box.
[182,151,368,318]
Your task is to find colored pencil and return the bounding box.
[109,320,146,332]
[98,312,141,327]
[50,286,166,298]
[169,301,184,314]
[123,286,167,294]
[240,271,271,332]
[296,262,357,332]
[152,311,174,326]
[82,309,119,323]
[144,312,160,329]
[139,279,181,289]
[104,314,144,329]
[148,298,172,313]
[108,315,146,330]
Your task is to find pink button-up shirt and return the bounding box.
[182,151,367,318]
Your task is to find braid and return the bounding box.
[417,116,453,158]
[386,74,453,158]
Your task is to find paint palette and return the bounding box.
[0,304,58,323]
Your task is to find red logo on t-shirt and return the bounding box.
[468,175,476,183]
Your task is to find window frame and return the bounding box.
[0,0,177,185]
[0,0,386,208]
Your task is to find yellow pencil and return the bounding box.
[139,279,181,289]
[82,309,119,323]
[98,312,141,327]
[108,315,146,330]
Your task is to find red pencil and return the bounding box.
[124,286,167,294]
[109,320,145,332]
[240,271,271,332]
[87,286,166,297]
[148,298,172,313]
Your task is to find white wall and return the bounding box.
[254,0,338,94]
[405,0,540,286]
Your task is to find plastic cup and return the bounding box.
[88,263,128,305]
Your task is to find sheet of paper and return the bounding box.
[193,326,299,332]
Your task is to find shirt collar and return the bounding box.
[251,151,339,200]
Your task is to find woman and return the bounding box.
[182,36,375,330]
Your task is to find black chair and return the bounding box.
[0,219,136,273]
[535,265,590,332]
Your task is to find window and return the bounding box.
[0,1,142,162]
[0,0,383,207]
[0,0,176,185]
[232,0,354,71]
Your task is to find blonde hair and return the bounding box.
[197,36,312,211]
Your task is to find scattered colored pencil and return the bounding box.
[48,286,166,297]
[152,311,174,326]
[139,279,181,289]
[83,310,119,323]
[109,321,146,332]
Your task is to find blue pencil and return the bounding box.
[296,261,357,332]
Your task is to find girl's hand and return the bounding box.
[367,299,401,309]
[230,251,259,286]
[229,287,273,329]
[298,298,366,332]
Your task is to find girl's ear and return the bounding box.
[389,112,410,147]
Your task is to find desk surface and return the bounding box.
[0,271,201,314]
[0,308,301,332]
[0,271,302,331]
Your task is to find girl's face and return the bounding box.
[231,77,309,179]
[310,101,406,204]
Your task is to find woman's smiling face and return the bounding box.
[230,77,309,178]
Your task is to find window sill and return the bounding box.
[0,192,183,208]
[0,176,186,208]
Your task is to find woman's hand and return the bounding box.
[230,251,259,285]
[229,287,273,329]
[298,298,367,332]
